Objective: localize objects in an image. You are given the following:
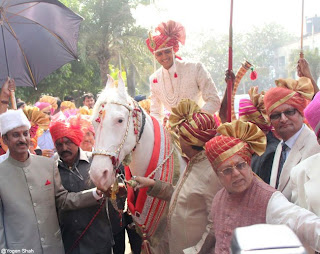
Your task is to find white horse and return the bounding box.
[90,74,180,253]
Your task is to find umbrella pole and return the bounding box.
[10,90,17,110]
[0,11,16,110]
[227,0,234,122]
[300,0,304,59]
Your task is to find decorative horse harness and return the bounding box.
[92,98,146,199]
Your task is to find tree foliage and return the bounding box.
[289,48,320,83]
[16,0,152,105]
[194,23,296,94]
[15,2,319,106]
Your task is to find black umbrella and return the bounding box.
[0,0,83,88]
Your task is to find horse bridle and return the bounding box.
[92,99,146,171]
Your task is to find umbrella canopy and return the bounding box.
[0,0,83,88]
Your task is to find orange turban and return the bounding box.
[169,99,217,147]
[146,20,186,54]
[50,120,83,146]
[205,121,266,170]
[264,77,314,115]
[60,101,76,112]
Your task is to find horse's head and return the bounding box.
[90,74,139,191]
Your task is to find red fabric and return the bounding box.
[205,135,251,171]
[49,120,83,146]
[264,87,307,115]
[146,20,186,54]
[29,125,39,139]
[45,180,51,186]
[125,117,161,215]
[125,117,175,239]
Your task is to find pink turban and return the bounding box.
[304,92,320,136]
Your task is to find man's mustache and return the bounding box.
[61,150,72,157]
[17,142,28,146]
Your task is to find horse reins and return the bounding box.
[66,198,106,254]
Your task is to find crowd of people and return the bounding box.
[1,19,320,254]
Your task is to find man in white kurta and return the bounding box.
[150,59,221,121]
[146,20,220,122]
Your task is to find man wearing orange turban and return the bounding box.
[132,99,222,254]
[263,77,320,200]
[201,120,320,254]
[49,120,113,253]
[146,20,220,123]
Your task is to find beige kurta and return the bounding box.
[149,151,222,254]
[0,154,98,254]
[149,59,221,122]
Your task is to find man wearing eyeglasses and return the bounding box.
[50,120,113,254]
[146,20,220,123]
[200,120,320,254]
[263,77,320,201]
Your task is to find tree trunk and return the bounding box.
[99,58,110,86]
[127,63,136,97]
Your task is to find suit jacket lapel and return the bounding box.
[278,128,309,191]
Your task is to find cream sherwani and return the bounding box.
[269,125,320,201]
[149,59,221,122]
[291,153,320,216]
[0,154,98,254]
[149,151,222,254]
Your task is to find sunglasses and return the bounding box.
[269,109,297,121]
[218,161,248,176]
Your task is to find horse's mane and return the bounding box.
[92,80,133,118]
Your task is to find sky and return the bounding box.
[133,0,320,50]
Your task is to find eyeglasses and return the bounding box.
[218,161,248,176]
[155,49,172,57]
[269,109,297,121]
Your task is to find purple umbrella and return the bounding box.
[0,0,83,88]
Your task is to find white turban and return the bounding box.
[0,109,31,135]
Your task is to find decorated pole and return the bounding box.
[300,0,304,59]
[227,0,234,122]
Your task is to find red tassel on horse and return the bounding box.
[141,239,152,254]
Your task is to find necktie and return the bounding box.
[275,143,288,189]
